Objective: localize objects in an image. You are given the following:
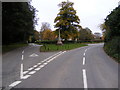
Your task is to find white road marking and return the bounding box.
[33,65,38,68]
[35,67,41,71]
[22,55,24,60]
[46,60,51,63]
[22,50,24,54]
[85,49,88,52]
[28,67,34,71]
[23,71,29,74]
[29,53,38,57]
[41,51,62,63]
[84,53,86,56]
[20,64,23,79]
[43,63,48,65]
[83,69,88,89]
[83,57,86,65]
[39,65,45,68]
[37,63,41,65]
[21,75,31,79]
[9,81,21,87]
[29,71,36,75]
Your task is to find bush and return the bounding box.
[104,37,120,62]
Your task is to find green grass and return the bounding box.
[40,43,87,52]
[2,43,28,54]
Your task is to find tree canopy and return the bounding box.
[54,1,81,40]
[103,6,120,42]
[2,2,37,45]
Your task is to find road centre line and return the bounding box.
[22,50,24,54]
[82,69,88,89]
[84,53,85,56]
[83,57,85,65]
[22,55,24,60]
[85,49,87,53]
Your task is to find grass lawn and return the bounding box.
[40,43,87,52]
[2,43,28,54]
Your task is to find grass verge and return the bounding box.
[2,43,28,54]
[40,43,87,52]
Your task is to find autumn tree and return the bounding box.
[40,22,56,40]
[54,1,81,40]
[40,22,51,40]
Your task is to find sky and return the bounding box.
[31,0,120,34]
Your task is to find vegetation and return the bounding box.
[2,43,28,53]
[79,27,94,41]
[101,6,120,62]
[54,1,81,40]
[2,2,37,45]
[40,43,87,52]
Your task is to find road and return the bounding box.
[2,43,118,89]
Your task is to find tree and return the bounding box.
[104,6,120,42]
[54,1,81,40]
[40,22,51,40]
[101,6,120,61]
[41,29,56,40]
[2,2,37,45]
[79,28,94,41]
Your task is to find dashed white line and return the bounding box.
[11,51,66,88]
[28,67,34,71]
[37,63,41,65]
[83,69,88,89]
[29,71,36,75]
[39,65,45,68]
[84,53,85,56]
[22,55,24,60]
[35,67,41,71]
[83,57,86,65]
[22,50,24,54]
[21,75,31,79]
[9,81,21,87]
[23,71,29,74]
[85,49,88,52]
[43,63,48,65]
[33,65,38,68]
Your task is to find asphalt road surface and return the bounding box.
[2,43,119,89]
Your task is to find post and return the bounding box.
[57,29,63,45]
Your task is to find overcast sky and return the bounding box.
[31,0,119,34]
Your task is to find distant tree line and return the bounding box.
[2,2,37,45]
[100,6,120,61]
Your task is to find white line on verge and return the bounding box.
[83,57,85,65]
[82,69,88,89]
[9,81,21,87]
